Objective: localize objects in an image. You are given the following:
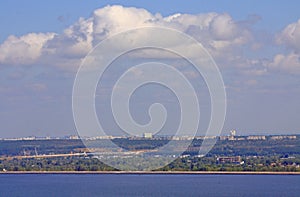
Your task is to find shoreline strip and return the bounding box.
[1,171,299,175]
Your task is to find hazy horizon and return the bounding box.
[1,131,299,139]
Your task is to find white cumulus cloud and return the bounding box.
[0,33,55,65]
[268,53,300,74]
[276,19,300,53]
[267,19,300,74]
[92,5,155,42]
[0,5,254,71]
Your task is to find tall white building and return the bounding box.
[143,133,153,139]
[230,130,236,136]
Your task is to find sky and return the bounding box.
[0,1,300,137]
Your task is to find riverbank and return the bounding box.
[1,171,299,175]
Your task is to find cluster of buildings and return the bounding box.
[217,156,244,165]
[219,130,297,141]
[269,135,297,140]
[0,130,298,141]
[0,136,52,141]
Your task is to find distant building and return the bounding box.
[220,130,238,141]
[230,130,236,136]
[143,133,153,139]
[22,136,36,140]
[270,135,297,140]
[69,135,80,140]
[219,136,228,141]
[217,156,243,164]
[247,135,266,140]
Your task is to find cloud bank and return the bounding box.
[0,5,299,75]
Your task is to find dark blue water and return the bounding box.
[0,174,299,197]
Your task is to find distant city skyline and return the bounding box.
[1,1,300,138]
[0,131,299,139]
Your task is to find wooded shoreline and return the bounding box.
[1,171,300,175]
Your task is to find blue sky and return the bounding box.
[0,1,300,137]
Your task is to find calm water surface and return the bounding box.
[0,174,299,197]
